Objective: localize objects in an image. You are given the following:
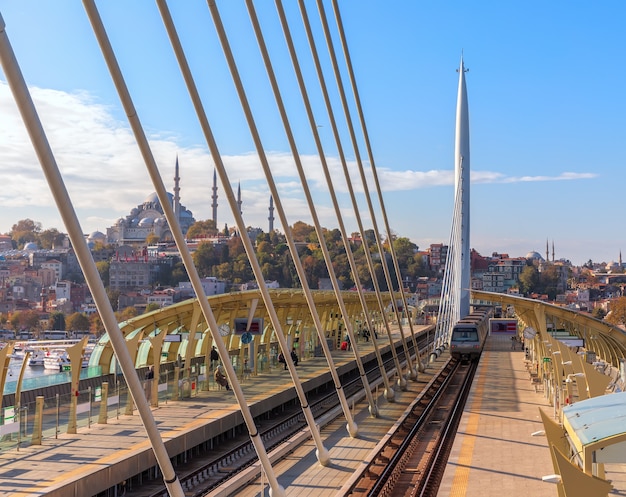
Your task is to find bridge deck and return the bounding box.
[0,326,426,497]
[1,332,623,497]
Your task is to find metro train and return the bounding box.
[449,306,493,361]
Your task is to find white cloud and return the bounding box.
[0,81,598,236]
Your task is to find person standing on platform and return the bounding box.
[145,365,154,402]
[290,348,299,367]
[210,346,219,370]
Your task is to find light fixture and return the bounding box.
[565,373,585,383]
[531,430,545,437]
[542,474,561,484]
[561,361,572,366]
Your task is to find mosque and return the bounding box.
[105,158,195,246]
[102,159,276,247]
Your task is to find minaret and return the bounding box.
[173,156,181,222]
[552,240,555,262]
[211,169,218,227]
[546,239,549,262]
[237,181,242,215]
[268,195,274,232]
[455,55,470,318]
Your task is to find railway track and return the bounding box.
[346,358,477,497]
[119,335,438,497]
[126,340,424,497]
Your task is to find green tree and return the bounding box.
[145,302,161,313]
[193,242,218,277]
[518,265,539,295]
[38,228,65,249]
[96,260,110,287]
[48,311,66,331]
[67,312,90,332]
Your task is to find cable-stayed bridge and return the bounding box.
[1,3,625,496]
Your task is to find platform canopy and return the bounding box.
[562,391,626,474]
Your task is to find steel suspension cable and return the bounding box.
[202,0,332,464]
[329,0,422,369]
[0,7,184,496]
[296,0,407,392]
[307,0,416,383]
[269,0,380,415]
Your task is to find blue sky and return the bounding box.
[0,1,624,266]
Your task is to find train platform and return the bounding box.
[437,334,626,497]
[0,325,430,497]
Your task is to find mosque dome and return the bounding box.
[130,208,139,217]
[89,231,106,242]
[116,217,126,226]
[144,192,173,207]
[138,217,154,227]
[154,217,166,226]
[23,242,38,251]
[525,251,544,261]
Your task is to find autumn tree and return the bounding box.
[186,219,218,239]
[606,297,626,327]
[67,312,90,332]
[10,218,41,248]
[145,233,160,245]
[90,313,105,335]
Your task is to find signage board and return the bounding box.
[234,317,263,334]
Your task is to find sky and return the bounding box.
[0,1,624,267]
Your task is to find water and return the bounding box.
[4,357,100,396]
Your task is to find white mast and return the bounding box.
[455,55,471,318]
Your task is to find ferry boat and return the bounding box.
[28,349,46,367]
[44,350,71,372]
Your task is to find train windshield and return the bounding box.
[452,328,479,341]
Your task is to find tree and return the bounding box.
[193,242,218,277]
[591,307,606,320]
[116,306,138,323]
[67,312,90,332]
[11,218,41,248]
[90,313,105,335]
[96,260,110,287]
[518,265,539,295]
[186,219,218,239]
[145,233,160,245]
[39,228,65,249]
[606,297,626,327]
[48,311,66,331]
[145,302,161,313]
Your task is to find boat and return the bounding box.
[44,350,71,372]
[28,349,46,367]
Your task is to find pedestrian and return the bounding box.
[511,335,517,350]
[278,351,287,370]
[144,365,154,401]
[290,348,298,367]
[345,334,351,351]
[210,346,219,370]
[214,364,230,390]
